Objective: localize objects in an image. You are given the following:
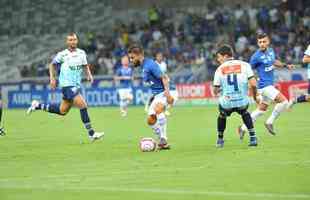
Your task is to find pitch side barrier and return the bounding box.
[0,77,308,108]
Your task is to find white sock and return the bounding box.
[151,121,161,137]
[157,113,167,140]
[241,109,265,131]
[266,100,288,124]
[120,99,127,112]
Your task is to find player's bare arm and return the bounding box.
[302,55,310,63]
[273,60,294,69]
[249,77,259,104]
[162,74,173,104]
[49,63,57,90]
[85,64,94,83]
[213,85,221,96]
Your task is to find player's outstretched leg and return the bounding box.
[216,114,226,148]
[74,95,104,142]
[288,95,310,109]
[240,110,257,146]
[119,99,128,117]
[265,94,289,135]
[27,100,67,115]
[80,108,104,141]
[147,102,170,150]
[239,108,265,139]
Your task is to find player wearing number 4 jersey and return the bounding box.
[27,33,104,142]
[239,32,294,137]
[213,45,259,148]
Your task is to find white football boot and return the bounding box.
[89,132,104,142]
[27,100,40,115]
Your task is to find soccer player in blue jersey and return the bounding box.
[213,45,259,147]
[27,33,104,141]
[114,55,133,117]
[128,45,175,150]
[239,32,294,136]
[290,44,310,104]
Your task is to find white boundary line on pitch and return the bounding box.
[0,185,309,199]
[79,187,310,199]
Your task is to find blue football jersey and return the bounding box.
[116,66,133,88]
[250,48,276,89]
[142,58,164,95]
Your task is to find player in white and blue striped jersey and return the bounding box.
[27,33,104,141]
[213,45,259,147]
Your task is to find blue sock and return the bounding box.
[37,103,62,115]
[297,95,307,103]
[217,116,226,139]
[80,108,94,136]
[241,111,256,137]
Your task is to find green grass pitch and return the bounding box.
[0,104,309,200]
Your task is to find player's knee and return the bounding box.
[79,100,88,109]
[167,96,174,105]
[275,93,287,103]
[128,94,133,101]
[240,110,250,118]
[147,115,157,125]
[154,103,165,115]
[258,104,268,111]
[59,110,67,116]
[60,107,69,115]
[219,113,226,119]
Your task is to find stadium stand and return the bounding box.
[0,0,309,83]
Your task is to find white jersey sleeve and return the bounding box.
[52,52,63,64]
[213,68,221,87]
[80,50,88,65]
[305,45,310,56]
[245,62,254,79]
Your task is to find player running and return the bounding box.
[128,45,175,150]
[213,45,259,148]
[114,55,133,117]
[239,32,294,137]
[290,44,310,104]
[27,33,104,141]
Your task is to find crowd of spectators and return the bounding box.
[23,1,310,83]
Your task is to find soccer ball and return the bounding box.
[139,138,157,152]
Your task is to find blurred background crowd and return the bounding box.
[0,0,309,83]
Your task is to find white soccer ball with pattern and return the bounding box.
[139,138,156,152]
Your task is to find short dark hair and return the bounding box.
[256,31,268,39]
[216,44,233,57]
[128,44,144,55]
[67,32,77,37]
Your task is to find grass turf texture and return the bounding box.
[0,105,309,200]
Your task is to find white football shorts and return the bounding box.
[258,85,280,105]
[148,90,178,115]
[118,88,133,100]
